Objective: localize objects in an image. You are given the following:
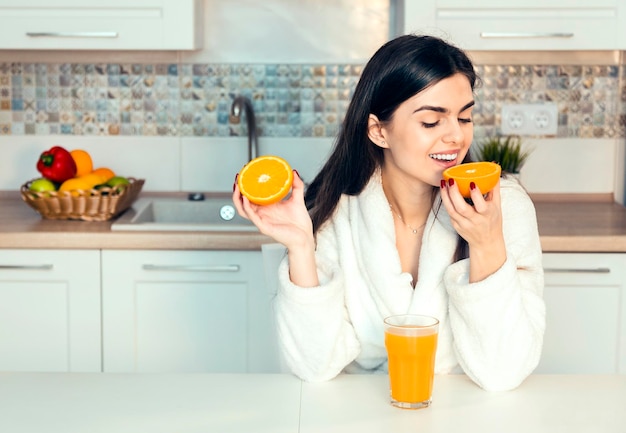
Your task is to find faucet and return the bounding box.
[230,95,259,162]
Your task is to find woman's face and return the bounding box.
[374,73,475,188]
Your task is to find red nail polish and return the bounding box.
[448,178,454,187]
[470,181,476,191]
[293,169,300,178]
[233,173,239,192]
[440,179,446,188]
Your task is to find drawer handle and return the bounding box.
[0,264,54,270]
[26,31,118,38]
[544,267,610,274]
[480,32,574,39]
[142,264,240,272]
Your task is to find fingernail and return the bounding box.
[440,179,446,188]
[448,178,455,187]
[233,173,239,192]
[293,169,300,178]
[470,181,476,191]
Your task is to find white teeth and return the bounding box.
[430,153,457,161]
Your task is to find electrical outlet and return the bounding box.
[501,103,558,136]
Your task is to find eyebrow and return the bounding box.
[415,100,475,114]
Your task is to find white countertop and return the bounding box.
[0,373,624,433]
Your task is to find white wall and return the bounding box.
[2,135,619,197]
[0,0,387,194]
[0,0,624,202]
[519,138,622,197]
[0,136,333,193]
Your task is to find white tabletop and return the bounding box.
[0,373,301,433]
[0,373,624,433]
[299,374,626,433]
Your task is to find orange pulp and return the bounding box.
[442,161,501,198]
[237,155,293,205]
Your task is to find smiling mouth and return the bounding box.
[429,153,458,161]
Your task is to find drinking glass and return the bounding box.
[384,314,439,409]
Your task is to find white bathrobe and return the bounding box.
[274,173,545,391]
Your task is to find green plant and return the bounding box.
[474,135,532,174]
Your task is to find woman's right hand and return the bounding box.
[232,170,315,251]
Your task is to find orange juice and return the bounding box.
[384,315,439,409]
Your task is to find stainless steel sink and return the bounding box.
[111,197,258,232]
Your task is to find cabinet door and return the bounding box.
[101,250,280,373]
[536,253,624,374]
[0,0,202,50]
[0,249,101,372]
[402,0,623,50]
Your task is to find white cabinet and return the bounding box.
[537,253,626,374]
[0,249,101,372]
[401,0,626,50]
[0,0,203,50]
[101,249,281,373]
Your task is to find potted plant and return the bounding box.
[473,134,532,175]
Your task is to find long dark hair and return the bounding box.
[304,34,479,260]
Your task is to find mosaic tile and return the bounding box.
[0,60,624,139]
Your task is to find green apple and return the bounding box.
[29,177,57,193]
[106,176,130,187]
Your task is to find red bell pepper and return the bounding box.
[36,146,77,183]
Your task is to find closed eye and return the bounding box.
[423,118,471,128]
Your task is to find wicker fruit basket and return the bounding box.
[20,177,145,222]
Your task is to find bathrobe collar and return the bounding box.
[349,171,459,316]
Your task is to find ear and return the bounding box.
[367,114,389,149]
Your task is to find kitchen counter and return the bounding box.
[0,373,623,433]
[0,192,272,250]
[532,194,626,252]
[2,192,626,252]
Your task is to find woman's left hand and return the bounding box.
[440,178,507,282]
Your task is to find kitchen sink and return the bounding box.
[111,196,258,232]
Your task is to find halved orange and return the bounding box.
[237,155,294,205]
[442,161,501,198]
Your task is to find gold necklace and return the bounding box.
[389,204,426,235]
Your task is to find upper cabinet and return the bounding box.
[401,0,626,50]
[0,0,203,50]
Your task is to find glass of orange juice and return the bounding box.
[384,314,439,409]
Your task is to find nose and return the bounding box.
[442,118,466,144]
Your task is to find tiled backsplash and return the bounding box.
[0,61,624,139]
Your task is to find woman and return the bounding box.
[233,34,545,391]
